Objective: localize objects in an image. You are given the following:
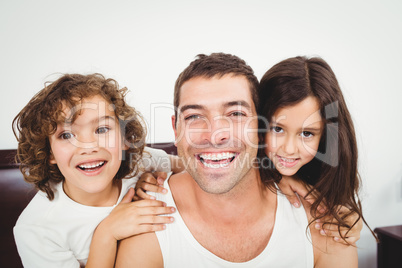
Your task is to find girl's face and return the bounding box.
[264,96,323,176]
[49,95,124,206]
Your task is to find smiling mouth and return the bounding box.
[77,161,106,172]
[197,152,237,169]
[277,156,298,163]
[276,156,300,168]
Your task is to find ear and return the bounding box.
[122,139,129,151]
[49,151,57,164]
[171,115,178,141]
[172,115,177,146]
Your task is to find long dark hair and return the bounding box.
[258,56,374,242]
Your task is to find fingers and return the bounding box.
[314,220,360,245]
[121,188,135,203]
[152,171,167,184]
[133,199,169,208]
[135,172,168,201]
[278,176,316,208]
[137,172,158,186]
[284,192,302,208]
[134,222,169,235]
[137,182,168,195]
[135,184,167,201]
[135,189,155,200]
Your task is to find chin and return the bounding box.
[277,168,298,177]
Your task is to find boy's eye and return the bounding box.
[301,131,313,138]
[60,132,74,140]
[96,126,110,134]
[270,126,283,133]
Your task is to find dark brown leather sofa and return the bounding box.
[0,143,176,268]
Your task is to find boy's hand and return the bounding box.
[98,188,175,241]
[134,171,168,201]
[314,206,363,245]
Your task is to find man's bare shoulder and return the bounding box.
[300,199,358,268]
[169,170,192,183]
[168,171,196,194]
[115,232,163,268]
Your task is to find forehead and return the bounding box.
[273,96,322,127]
[59,95,115,123]
[179,75,255,110]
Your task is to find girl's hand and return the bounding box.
[98,188,175,241]
[314,206,363,245]
[278,176,362,244]
[134,171,168,201]
[277,176,322,210]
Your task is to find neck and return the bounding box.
[63,179,122,207]
[191,168,274,224]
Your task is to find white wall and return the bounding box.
[1,0,401,266]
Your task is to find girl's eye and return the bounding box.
[230,111,246,117]
[96,127,110,134]
[60,132,74,140]
[301,131,313,138]
[270,126,283,133]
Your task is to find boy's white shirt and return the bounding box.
[13,147,171,268]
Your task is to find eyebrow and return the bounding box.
[302,126,322,132]
[63,115,116,126]
[224,100,252,110]
[92,115,116,125]
[179,100,252,114]
[180,104,205,114]
[271,122,322,132]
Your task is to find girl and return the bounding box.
[258,56,374,244]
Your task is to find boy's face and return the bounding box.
[49,95,124,205]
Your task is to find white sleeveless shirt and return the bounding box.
[155,176,314,267]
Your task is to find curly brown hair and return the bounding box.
[12,73,146,200]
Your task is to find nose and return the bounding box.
[283,136,297,156]
[75,134,100,155]
[207,116,230,146]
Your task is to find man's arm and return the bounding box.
[313,235,358,268]
[115,232,163,268]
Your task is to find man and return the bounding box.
[115,53,357,267]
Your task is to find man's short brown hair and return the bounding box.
[173,53,259,124]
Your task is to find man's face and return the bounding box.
[172,74,259,195]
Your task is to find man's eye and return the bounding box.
[184,114,201,121]
[96,127,110,134]
[60,132,74,140]
[270,126,283,133]
[301,131,313,138]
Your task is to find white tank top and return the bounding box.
[155,177,314,267]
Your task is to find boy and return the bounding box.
[13,73,177,267]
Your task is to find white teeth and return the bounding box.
[198,152,236,169]
[199,152,236,161]
[279,156,296,163]
[202,161,230,169]
[79,161,105,169]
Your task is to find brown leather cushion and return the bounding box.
[0,143,176,268]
